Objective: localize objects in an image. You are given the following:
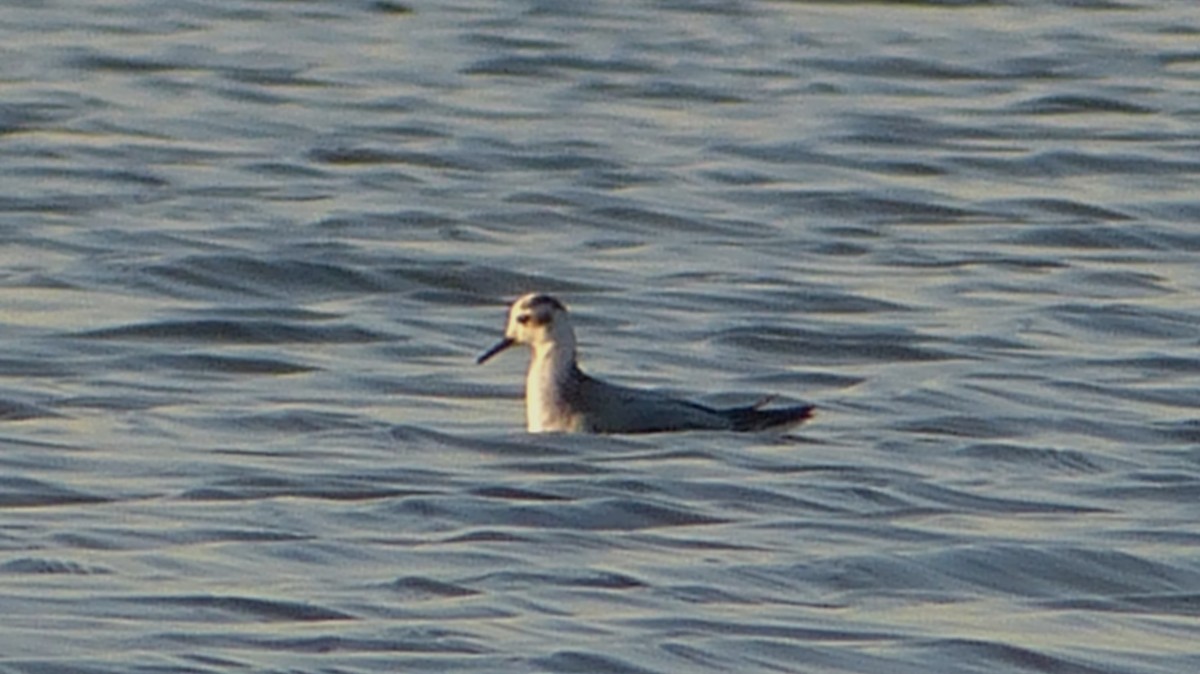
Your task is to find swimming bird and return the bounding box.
[477,293,815,434]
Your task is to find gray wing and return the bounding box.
[573,374,733,434]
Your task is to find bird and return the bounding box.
[476,293,815,434]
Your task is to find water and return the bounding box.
[1,0,1198,671]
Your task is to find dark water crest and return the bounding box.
[1,1,1198,672]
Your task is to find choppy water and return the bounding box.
[2,1,1199,672]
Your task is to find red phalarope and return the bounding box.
[477,293,815,434]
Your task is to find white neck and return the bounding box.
[525,340,577,432]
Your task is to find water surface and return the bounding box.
[2,1,1198,672]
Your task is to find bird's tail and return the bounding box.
[723,396,815,432]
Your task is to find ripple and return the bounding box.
[712,324,953,364]
[956,443,1111,474]
[0,397,58,421]
[1011,93,1158,115]
[0,558,111,575]
[907,639,1114,674]
[136,353,315,375]
[384,576,480,601]
[179,473,429,502]
[533,651,659,674]
[0,476,108,507]
[463,54,654,77]
[75,319,386,344]
[721,188,978,222]
[131,254,391,299]
[925,545,1199,597]
[1042,303,1199,340]
[384,494,725,531]
[121,595,354,622]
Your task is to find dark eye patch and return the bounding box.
[516,314,531,325]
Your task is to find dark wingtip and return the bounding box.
[726,402,815,432]
[780,404,816,426]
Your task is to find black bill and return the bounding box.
[476,337,515,364]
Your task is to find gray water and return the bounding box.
[2,1,1199,672]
